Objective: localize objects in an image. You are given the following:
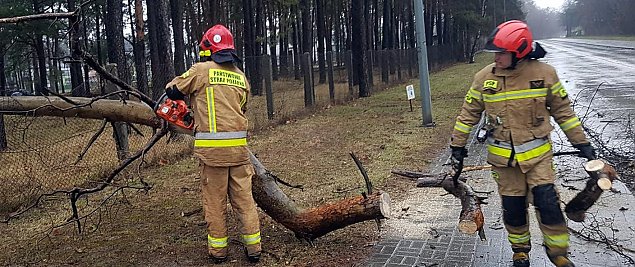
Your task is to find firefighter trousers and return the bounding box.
[200,162,261,258]
[490,156,569,258]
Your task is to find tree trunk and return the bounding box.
[382,0,392,50]
[292,9,301,80]
[0,97,160,127]
[133,0,149,95]
[32,0,49,96]
[267,4,278,80]
[69,0,86,96]
[34,36,48,96]
[0,52,6,151]
[278,9,288,77]
[315,0,326,84]
[242,0,258,94]
[95,3,104,65]
[146,0,175,99]
[300,0,312,55]
[106,0,131,160]
[251,0,264,96]
[351,0,369,97]
[250,151,390,240]
[170,0,186,75]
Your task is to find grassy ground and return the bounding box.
[568,35,635,41]
[0,53,492,267]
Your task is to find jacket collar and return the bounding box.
[492,59,529,77]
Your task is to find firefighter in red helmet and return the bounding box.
[164,24,261,264]
[450,20,594,267]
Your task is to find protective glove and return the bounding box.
[450,146,468,162]
[573,143,596,160]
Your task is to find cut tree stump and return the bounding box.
[565,160,619,222]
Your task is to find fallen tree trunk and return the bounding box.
[1,96,161,128]
[250,152,391,240]
[1,95,391,240]
[565,160,619,222]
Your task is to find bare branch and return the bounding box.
[77,49,156,107]
[0,12,76,24]
[0,0,93,24]
[73,119,108,164]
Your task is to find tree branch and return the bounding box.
[0,0,93,24]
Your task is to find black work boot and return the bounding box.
[244,247,261,263]
[549,255,575,267]
[208,254,228,264]
[512,252,530,267]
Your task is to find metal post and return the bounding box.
[414,0,434,127]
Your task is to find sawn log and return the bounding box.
[564,160,618,222]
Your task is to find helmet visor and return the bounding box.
[483,39,507,53]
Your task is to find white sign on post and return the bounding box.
[406,85,415,100]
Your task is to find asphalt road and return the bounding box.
[539,38,635,150]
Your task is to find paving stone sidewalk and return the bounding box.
[363,137,635,267]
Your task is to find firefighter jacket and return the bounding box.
[451,59,589,172]
[166,61,250,167]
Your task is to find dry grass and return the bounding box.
[0,54,492,266]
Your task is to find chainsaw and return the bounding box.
[154,93,194,130]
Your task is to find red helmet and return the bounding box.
[484,20,533,58]
[200,24,235,55]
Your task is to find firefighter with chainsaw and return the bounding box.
[449,20,595,267]
[161,24,261,264]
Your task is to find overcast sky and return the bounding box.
[532,0,565,10]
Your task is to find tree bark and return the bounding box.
[315,0,326,84]
[440,179,485,235]
[292,9,301,80]
[351,0,369,97]
[133,0,149,95]
[300,0,312,55]
[69,0,86,97]
[250,151,390,240]
[146,0,175,99]
[0,97,160,128]
[0,52,6,151]
[105,0,131,160]
[565,161,619,222]
[278,8,289,77]
[170,0,186,75]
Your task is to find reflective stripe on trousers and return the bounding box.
[208,235,229,248]
[544,233,569,248]
[487,137,551,162]
[243,231,261,245]
[508,231,531,244]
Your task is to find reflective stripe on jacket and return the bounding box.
[166,61,251,166]
[451,60,588,172]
